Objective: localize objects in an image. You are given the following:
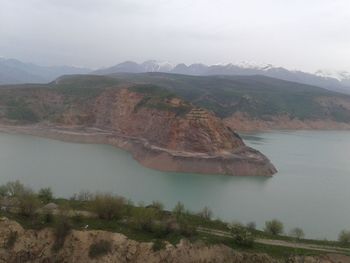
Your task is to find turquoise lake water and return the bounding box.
[0,131,349,240]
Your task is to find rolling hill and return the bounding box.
[101,73,350,130]
[2,73,350,131]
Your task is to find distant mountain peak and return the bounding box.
[0,57,91,85]
[233,61,275,71]
[315,69,350,81]
[141,60,174,72]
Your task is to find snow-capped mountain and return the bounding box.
[92,60,350,94]
[315,69,350,81]
[141,60,174,72]
[231,61,275,71]
[2,57,350,94]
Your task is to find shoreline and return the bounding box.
[0,124,277,177]
[224,114,350,132]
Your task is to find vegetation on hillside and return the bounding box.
[109,73,350,122]
[131,84,192,116]
[1,180,350,259]
[2,73,350,124]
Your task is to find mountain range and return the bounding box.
[0,58,90,85]
[1,58,350,94]
[93,60,350,94]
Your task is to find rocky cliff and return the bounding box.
[0,83,276,176]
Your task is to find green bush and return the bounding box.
[178,219,197,238]
[229,223,254,247]
[72,213,84,224]
[43,212,54,224]
[18,190,41,218]
[151,200,164,211]
[246,222,256,231]
[152,239,166,252]
[89,240,112,259]
[151,222,170,238]
[38,187,54,204]
[2,180,26,197]
[173,202,185,218]
[131,207,160,232]
[91,194,126,220]
[338,230,350,245]
[198,206,213,220]
[264,219,284,236]
[289,227,305,240]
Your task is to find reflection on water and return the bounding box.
[0,131,350,240]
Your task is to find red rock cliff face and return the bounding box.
[0,86,277,176]
[93,89,244,154]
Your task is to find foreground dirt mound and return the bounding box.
[1,218,349,263]
[286,254,350,263]
[0,218,277,263]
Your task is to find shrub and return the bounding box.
[338,230,350,245]
[38,187,53,204]
[264,219,284,236]
[198,206,213,220]
[89,240,112,259]
[77,190,94,202]
[72,213,84,224]
[4,231,18,249]
[91,194,125,220]
[4,180,26,197]
[290,227,305,240]
[18,190,41,218]
[131,207,160,232]
[52,217,72,251]
[151,200,164,211]
[152,239,166,252]
[246,222,256,231]
[43,212,54,224]
[228,222,254,247]
[173,202,185,217]
[0,185,8,197]
[178,218,197,238]
[151,222,170,238]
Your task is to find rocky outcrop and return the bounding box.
[0,87,277,176]
[0,218,275,263]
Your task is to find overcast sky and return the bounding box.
[0,0,349,72]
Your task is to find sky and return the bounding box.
[0,0,349,72]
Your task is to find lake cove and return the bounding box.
[0,131,349,240]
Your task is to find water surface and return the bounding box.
[0,131,349,240]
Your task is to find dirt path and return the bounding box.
[197,227,350,254]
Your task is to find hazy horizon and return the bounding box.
[1,0,349,72]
